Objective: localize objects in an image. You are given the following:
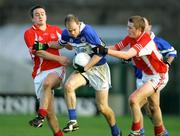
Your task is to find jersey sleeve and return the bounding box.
[24,30,37,55]
[55,26,62,41]
[59,29,68,46]
[83,25,101,47]
[154,37,177,57]
[114,36,130,50]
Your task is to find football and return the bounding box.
[73,52,91,68]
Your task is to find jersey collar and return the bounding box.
[32,24,49,31]
[79,22,86,32]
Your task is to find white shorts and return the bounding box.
[136,78,144,89]
[34,67,66,99]
[142,72,169,92]
[82,63,111,91]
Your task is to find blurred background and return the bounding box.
[0,0,179,116]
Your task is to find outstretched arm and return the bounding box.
[35,50,70,66]
[48,41,73,50]
[108,47,137,60]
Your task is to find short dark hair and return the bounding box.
[64,14,80,26]
[29,5,46,18]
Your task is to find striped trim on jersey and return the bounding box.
[115,32,168,75]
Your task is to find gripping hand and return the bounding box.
[92,46,108,55]
[73,63,85,73]
[33,41,49,51]
[121,58,132,64]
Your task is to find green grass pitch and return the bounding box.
[0,114,179,136]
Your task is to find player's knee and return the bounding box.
[148,103,159,115]
[97,104,109,114]
[128,95,137,106]
[43,79,53,90]
[64,82,75,93]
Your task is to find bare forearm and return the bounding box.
[108,50,130,60]
[84,55,101,71]
[167,56,175,64]
[108,47,137,60]
[35,50,60,61]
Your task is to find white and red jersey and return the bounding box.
[114,32,168,75]
[24,24,63,79]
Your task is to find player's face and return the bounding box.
[66,21,80,38]
[32,8,47,26]
[127,21,142,39]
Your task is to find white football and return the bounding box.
[73,52,91,67]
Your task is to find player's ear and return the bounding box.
[149,25,152,31]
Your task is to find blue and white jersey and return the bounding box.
[134,32,177,79]
[151,32,177,58]
[59,22,106,65]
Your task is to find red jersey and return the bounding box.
[24,24,63,79]
[114,32,168,75]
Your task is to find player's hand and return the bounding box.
[121,58,131,64]
[58,56,70,66]
[73,63,85,73]
[92,46,108,55]
[33,41,49,51]
[164,60,171,67]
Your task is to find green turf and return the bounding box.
[0,114,179,136]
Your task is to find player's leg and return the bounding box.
[95,90,121,136]
[30,69,63,127]
[128,81,155,136]
[139,98,149,136]
[147,72,169,136]
[63,72,87,133]
[136,78,146,136]
[46,94,63,136]
[148,92,168,136]
[38,72,60,116]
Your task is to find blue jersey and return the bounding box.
[134,32,177,79]
[60,22,106,65]
[154,37,177,58]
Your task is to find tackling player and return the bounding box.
[24,5,69,136]
[93,16,169,136]
[58,14,121,136]
[134,17,177,136]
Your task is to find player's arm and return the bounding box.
[35,50,69,66]
[48,41,73,50]
[109,45,118,50]
[84,54,102,71]
[164,56,175,66]
[108,47,137,60]
[93,45,137,60]
[155,37,177,66]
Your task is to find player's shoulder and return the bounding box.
[154,36,167,43]
[154,36,171,46]
[138,32,151,42]
[24,26,35,36]
[61,29,69,36]
[82,24,93,32]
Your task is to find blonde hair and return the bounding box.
[128,16,145,32]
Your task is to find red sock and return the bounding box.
[38,108,47,118]
[54,129,63,136]
[154,125,164,136]
[131,121,141,131]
